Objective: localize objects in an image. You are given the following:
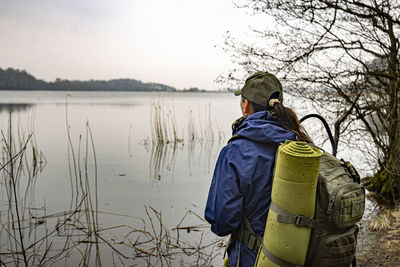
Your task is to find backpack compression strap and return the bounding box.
[259,202,316,267]
[270,202,316,228]
[261,245,304,267]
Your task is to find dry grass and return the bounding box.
[368,206,400,232]
[368,211,391,231]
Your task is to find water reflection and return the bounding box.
[0,112,224,266]
[0,91,381,265]
[0,103,34,113]
[54,102,141,108]
[147,102,225,181]
[149,141,181,181]
[0,113,48,266]
[0,92,237,266]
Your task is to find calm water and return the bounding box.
[0,91,244,266]
[0,91,244,215]
[0,91,372,266]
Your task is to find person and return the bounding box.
[204,71,312,267]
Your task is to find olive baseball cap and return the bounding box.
[234,71,283,107]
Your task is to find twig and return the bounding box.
[7,113,29,267]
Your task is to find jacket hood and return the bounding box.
[233,110,295,144]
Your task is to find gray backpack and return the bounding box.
[304,151,365,266]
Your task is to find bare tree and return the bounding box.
[221,0,400,203]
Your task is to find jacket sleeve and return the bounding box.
[204,145,243,236]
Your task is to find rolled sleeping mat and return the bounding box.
[255,141,322,267]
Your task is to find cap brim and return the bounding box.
[234,89,242,96]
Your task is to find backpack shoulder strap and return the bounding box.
[242,215,263,251]
[226,214,263,253]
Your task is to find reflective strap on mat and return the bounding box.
[261,244,303,267]
[270,202,315,228]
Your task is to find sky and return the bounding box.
[0,0,269,90]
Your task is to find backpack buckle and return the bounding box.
[247,235,257,250]
[295,215,314,228]
[342,160,361,183]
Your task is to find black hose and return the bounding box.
[300,114,337,156]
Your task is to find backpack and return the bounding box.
[303,151,365,266]
[301,114,365,266]
[229,114,366,266]
[252,149,365,267]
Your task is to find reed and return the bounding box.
[147,101,226,181]
[150,100,184,145]
[0,101,225,266]
[187,109,197,143]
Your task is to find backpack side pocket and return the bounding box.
[327,183,365,229]
[312,225,358,267]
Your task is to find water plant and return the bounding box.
[0,106,225,266]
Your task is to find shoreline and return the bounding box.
[356,199,400,266]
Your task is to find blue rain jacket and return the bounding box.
[205,110,296,267]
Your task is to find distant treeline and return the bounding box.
[0,67,178,92]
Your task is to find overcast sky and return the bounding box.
[0,0,270,90]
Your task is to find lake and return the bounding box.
[0,91,372,266]
[0,91,245,266]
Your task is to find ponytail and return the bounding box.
[245,97,312,143]
[268,99,312,143]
